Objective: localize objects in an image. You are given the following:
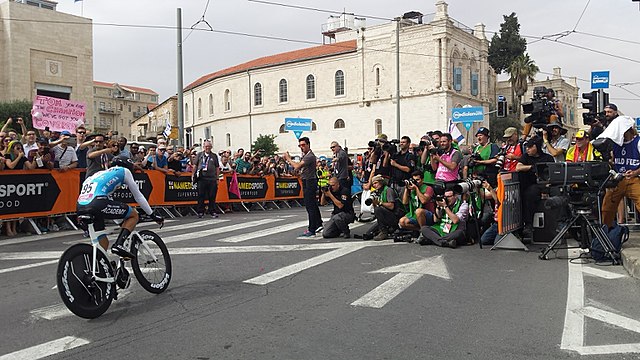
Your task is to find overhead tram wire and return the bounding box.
[246,0,395,21]
[572,0,591,31]
[184,0,213,42]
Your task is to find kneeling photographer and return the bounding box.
[367,175,404,241]
[416,189,468,248]
[398,170,435,233]
[320,177,355,239]
[515,136,554,237]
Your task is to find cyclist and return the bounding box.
[77,155,163,258]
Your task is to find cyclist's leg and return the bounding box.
[100,200,136,258]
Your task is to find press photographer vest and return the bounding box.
[436,148,459,182]
[406,183,428,220]
[613,136,640,173]
[432,198,462,237]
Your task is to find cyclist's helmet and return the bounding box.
[110,155,134,172]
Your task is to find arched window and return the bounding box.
[226,133,231,147]
[375,119,382,136]
[254,83,262,106]
[334,119,345,129]
[306,74,315,100]
[224,89,231,111]
[312,122,317,131]
[451,51,462,91]
[375,68,381,86]
[204,126,211,140]
[185,103,189,123]
[279,124,287,133]
[335,70,345,96]
[279,79,288,103]
[197,98,202,118]
[208,94,213,115]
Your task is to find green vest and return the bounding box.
[406,183,428,220]
[472,143,493,174]
[432,199,462,237]
[317,167,329,187]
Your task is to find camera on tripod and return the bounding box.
[522,86,556,128]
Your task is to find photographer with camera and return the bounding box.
[597,115,640,228]
[319,177,355,238]
[522,88,564,140]
[566,130,601,162]
[25,137,54,170]
[466,127,499,186]
[368,174,404,241]
[418,131,442,185]
[416,189,468,248]
[431,133,461,183]
[388,136,416,195]
[498,127,523,172]
[516,136,554,237]
[602,103,619,128]
[398,170,435,232]
[542,121,570,163]
[330,141,350,192]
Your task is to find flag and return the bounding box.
[229,171,241,199]
[74,0,83,2]
[162,121,172,138]
[449,121,465,144]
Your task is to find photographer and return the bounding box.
[320,177,355,239]
[479,180,501,245]
[467,127,499,186]
[598,116,640,228]
[431,133,461,182]
[330,141,350,191]
[516,136,554,237]
[25,137,54,170]
[369,175,404,241]
[522,88,564,140]
[602,103,619,128]
[372,134,392,178]
[388,136,416,196]
[419,131,442,184]
[398,170,435,232]
[566,130,601,162]
[542,122,570,163]
[499,127,523,172]
[416,190,468,248]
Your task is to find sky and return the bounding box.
[55,0,640,117]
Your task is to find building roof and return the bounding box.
[93,81,158,95]
[184,40,358,91]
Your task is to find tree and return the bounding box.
[490,114,522,144]
[0,100,34,133]
[487,13,527,75]
[251,134,279,156]
[507,53,539,119]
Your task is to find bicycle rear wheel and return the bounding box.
[56,244,114,319]
[131,230,172,294]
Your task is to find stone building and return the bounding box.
[130,95,177,142]
[183,1,496,156]
[497,67,581,140]
[0,0,94,128]
[93,81,158,139]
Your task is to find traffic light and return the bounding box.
[602,91,609,108]
[497,100,507,117]
[581,91,598,113]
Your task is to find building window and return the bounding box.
[471,72,479,96]
[226,133,231,147]
[306,75,315,100]
[254,83,263,106]
[279,124,287,133]
[224,89,231,111]
[453,67,462,91]
[279,79,288,103]
[375,119,382,136]
[335,70,345,96]
[119,104,123,111]
[128,105,131,112]
[204,126,210,141]
[99,101,105,110]
[375,68,381,86]
[185,104,189,122]
[334,119,345,129]
[208,94,213,115]
[197,98,202,118]
[311,122,317,131]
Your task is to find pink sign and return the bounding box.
[31,95,86,134]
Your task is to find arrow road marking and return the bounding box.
[351,255,451,309]
[0,336,89,360]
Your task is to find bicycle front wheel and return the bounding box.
[56,244,115,319]
[131,230,172,294]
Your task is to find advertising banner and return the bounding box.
[111,172,153,203]
[274,177,302,198]
[164,174,199,202]
[31,95,86,133]
[227,176,268,200]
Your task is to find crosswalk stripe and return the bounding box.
[163,218,284,244]
[0,336,90,360]
[0,260,58,273]
[30,289,132,321]
[218,220,309,243]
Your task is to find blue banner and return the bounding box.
[451,107,484,123]
[591,71,610,89]
[284,118,312,131]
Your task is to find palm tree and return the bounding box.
[507,53,539,119]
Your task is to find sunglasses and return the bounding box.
[3,139,10,143]
[94,140,103,143]
[77,131,86,135]
[27,133,36,136]
[158,149,166,152]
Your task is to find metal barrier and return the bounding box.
[493,172,527,251]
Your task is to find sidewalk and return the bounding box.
[622,232,640,279]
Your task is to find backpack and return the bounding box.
[590,223,629,263]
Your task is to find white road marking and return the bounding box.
[170,243,357,254]
[294,222,366,239]
[219,220,309,243]
[0,260,58,274]
[30,289,132,321]
[244,242,395,285]
[0,336,89,360]
[581,266,626,279]
[351,256,451,309]
[561,249,640,355]
[163,218,283,244]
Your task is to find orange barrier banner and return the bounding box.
[0,170,303,220]
[497,172,522,236]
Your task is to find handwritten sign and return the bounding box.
[31,95,86,133]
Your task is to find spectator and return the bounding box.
[320,176,355,238]
[566,130,601,162]
[51,131,78,172]
[86,134,115,177]
[4,140,27,170]
[234,148,244,161]
[369,174,404,241]
[192,140,220,218]
[116,137,130,159]
[500,127,523,172]
[75,126,90,168]
[219,155,233,179]
[168,150,184,172]
[542,122,570,162]
[398,170,435,232]
[145,144,171,174]
[185,152,197,173]
[416,189,468,248]
[235,151,252,174]
[25,137,54,170]
[22,127,38,155]
[431,133,461,183]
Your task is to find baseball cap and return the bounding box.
[575,130,589,139]
[503,127,518,138]
[605,103,618,111]
[60,130,72,136]
[476,127,490,136]
[36,137,48,144]
[371,175,387,184]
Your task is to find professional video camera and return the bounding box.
[381,139,400,156]
[583,111,605,126]
[453,178,483,194]
[522,86,556,128]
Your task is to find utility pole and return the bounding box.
[395,18,401,139]
[176,8,185,147]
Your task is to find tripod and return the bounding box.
[539,174,620,264]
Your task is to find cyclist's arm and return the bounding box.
[123,168,153,215]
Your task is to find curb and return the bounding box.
[622,234,640,279]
